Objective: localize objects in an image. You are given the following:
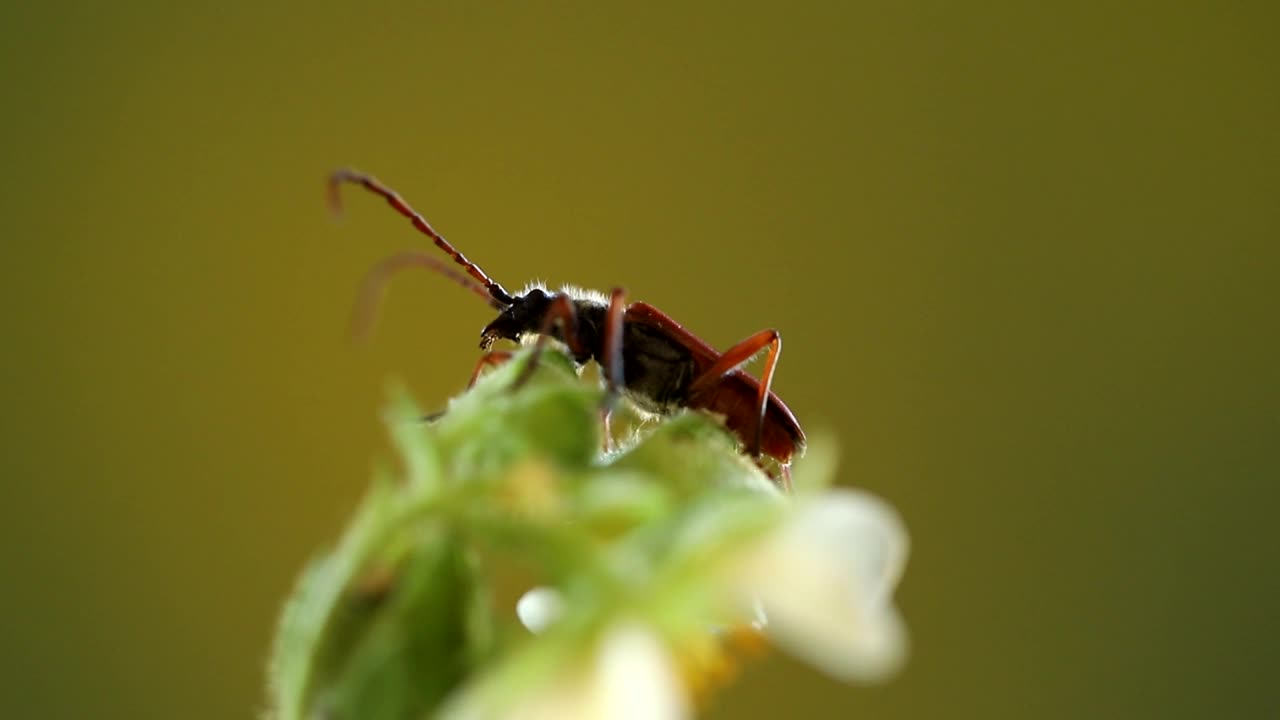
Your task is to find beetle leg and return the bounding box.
[601,288,627,408]
[598,287,628,453]
[687,329,781,458]
[413,351,515,424]
[468,350,515,388]
[512,294,585,390]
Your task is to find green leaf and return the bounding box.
[309,532,474,720]
[268,347,809,719]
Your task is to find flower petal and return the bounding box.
[442,623,689,720]
[595,624,690,720]
[735,489,909,682]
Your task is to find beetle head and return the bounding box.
[480,288,551,350]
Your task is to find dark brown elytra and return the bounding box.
[328,168,806,485]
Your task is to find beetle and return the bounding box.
[328,168,805,484]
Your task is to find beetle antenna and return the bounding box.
[328,168,516,306]
[350,250,504,341]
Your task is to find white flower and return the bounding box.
[515,487,910,704]
[461,464,908,720]
[443,622,689,720]
[729,488,909,682]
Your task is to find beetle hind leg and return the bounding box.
[687,329,782,459]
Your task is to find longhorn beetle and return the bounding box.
[329,168,805,485]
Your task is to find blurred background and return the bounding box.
[2,2,1276,718]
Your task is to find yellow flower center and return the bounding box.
[676,624,772,706]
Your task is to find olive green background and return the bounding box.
[2,2,1276,718]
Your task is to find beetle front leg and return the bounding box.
[511,294,586,391]
[468,350,515,389]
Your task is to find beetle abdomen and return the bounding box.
[620,321,699,413]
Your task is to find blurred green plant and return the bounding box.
[268,349,908,720]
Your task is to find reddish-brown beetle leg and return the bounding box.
[687,329,782,458]
[468,350,515,389]
[600,288,627,409]
[512,295,586,391]
[597,287,628,453]
[417,351,514,424]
